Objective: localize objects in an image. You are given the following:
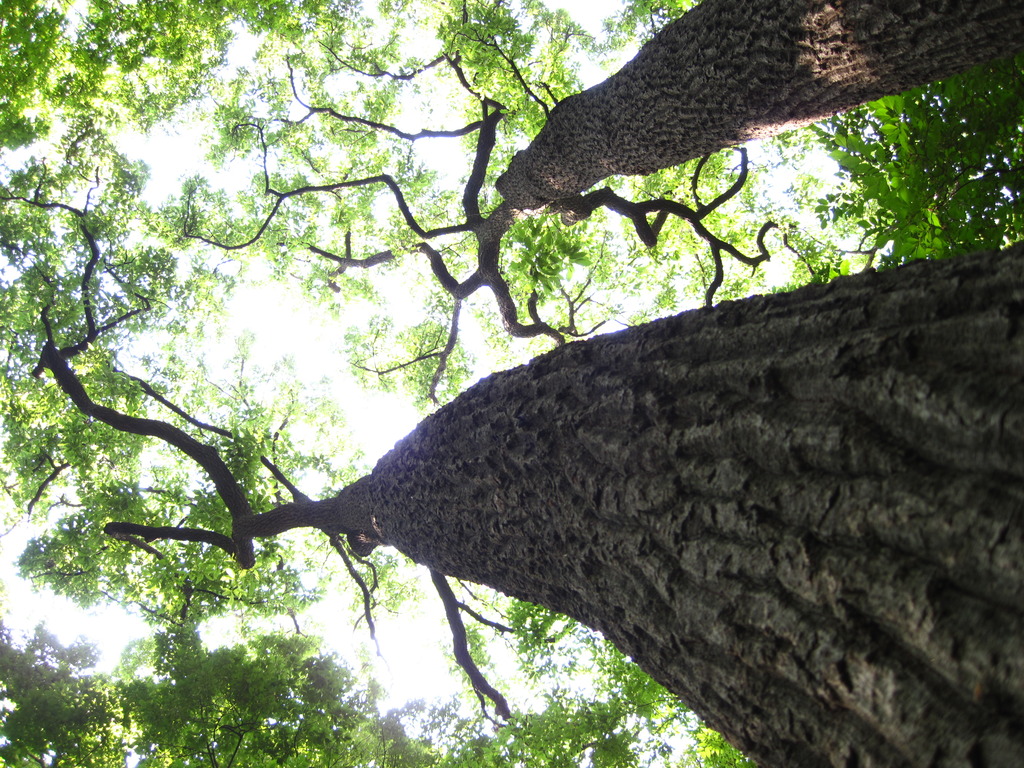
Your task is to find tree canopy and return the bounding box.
[1,0,1022,765]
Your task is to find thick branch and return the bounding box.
[462,102,504,223]
[103,522,236,556]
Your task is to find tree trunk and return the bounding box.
[340,244,1024,767]
[496,0,1024,210]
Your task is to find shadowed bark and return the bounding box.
[342,243,1024,768]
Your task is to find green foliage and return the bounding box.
[0,621,448,767]
[684,729,757,768]
[813,53,1024,267]
[121,626,376,767]
[0,622,123,767]
[3,1,1022,767]
[507,215,593,293]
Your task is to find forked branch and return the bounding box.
[430,569,512,721]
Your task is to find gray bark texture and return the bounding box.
[496,0,1024,210]
[340,244,1024,767]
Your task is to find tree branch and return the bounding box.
[117,368,234,438]
[319,45,446,81]
[329,533,382,656]
[428,300,462,404]
[260,456,310,503]
[26,458,70,517]
[103,521,237,556]
[287,59,488,141]
[430,569,511,720]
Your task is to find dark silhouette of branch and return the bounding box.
[287,59,487,141]
[694,148,750,216]
[430,569,511,720]
[1,198,153,376]
[117,368,234,438]
[354,345,446,377]
[704,244,725,308]
[428,300,462,404]
[309,234,396,269]
[26,458,70,517]
[319,45,446,81]
[21,208,259,566]
[351,299,462,403]
[260,456,309,503]
[418,242,485,298]
[183,155,474,251]
[465,33,551,117]
[103,521,237,556]
[329,533,382,656]
[42,344,256,551]
[456,601,514,634]
[463,102,505,223]
[444,53,486,102]
[549,148,776,293]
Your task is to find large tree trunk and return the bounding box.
[496,0,1024,210]
[337,244,1024,767]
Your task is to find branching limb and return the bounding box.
[430,569,512,720]
[694,147,749,216]
[309,233,396,271]
[470,216,567,344]
[444,53,486,102]
[428,300,462,404]
[184,149,474,250]
[556,274,606,337]
[9,201,152,376]
[41,344,256,549]
[462,33,551,117]
[259,456,309,504]
[329,533,382,656]
[117,368,234,438]
[418,242,485,298]
[319,45,446,82]
[550,148,776,296]
[355,344,448,377]
[353,297,464,403]
[26,216,258,565]
[287,59,487,141]
[455,596,514,634]
[463,101,504,223]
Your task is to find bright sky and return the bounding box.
[1,0,631,714]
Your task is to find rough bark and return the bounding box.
[496,0,1024,210]
[338,244,1024,767]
